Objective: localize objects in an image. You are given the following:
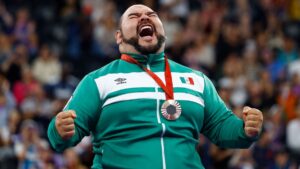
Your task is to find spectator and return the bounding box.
[92,1,118,58]
[278,81,299,121]
[209,144,234,169]
[286,102,300,166]
[32,44,62,87]
[14,120,43,169]
[269,149,296,169]
[13,67,40,105]
[229,149,255,169]
[264,105,286,152]
[0,33,13,64]
[288,59,300,79]
[3,43,29,87]
[183,31,216,75]
[220,54,247,107]
[0,73,15,128]
[158,6,182,48]
[13,7,38,59]
[159,0,189,21]
[63,148,88,169]
[0,2,14,34]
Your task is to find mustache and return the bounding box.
[121,31,166,55]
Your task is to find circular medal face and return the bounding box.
[161,100,182,120]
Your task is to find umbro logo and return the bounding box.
[114,78,127,85]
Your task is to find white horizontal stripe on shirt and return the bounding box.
[95,72,204,100]
[102,92,205,108]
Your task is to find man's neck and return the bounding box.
[119,44,164,56]
[121,52,165,64]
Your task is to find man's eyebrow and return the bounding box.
[146,11,157,15]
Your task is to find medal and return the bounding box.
[121,54,182,120]
[161,100,181,120]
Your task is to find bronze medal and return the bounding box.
[161,100,182,120]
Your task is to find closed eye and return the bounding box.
[128,13,141,19]
[129,16,138,19]
[147,12,158,17]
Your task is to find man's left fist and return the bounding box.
[242,106,263,138]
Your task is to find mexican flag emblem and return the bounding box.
[180,77,194,85]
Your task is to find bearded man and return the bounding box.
[48,4,263,169]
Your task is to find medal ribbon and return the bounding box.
[121,54,174,100]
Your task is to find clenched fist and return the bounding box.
[242,106,263,138]
[55,110,77,140]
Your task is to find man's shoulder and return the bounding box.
[169,59,205,77]
[85,59,123,79]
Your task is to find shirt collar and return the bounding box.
[122,52,165,64]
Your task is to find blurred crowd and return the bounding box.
[0,0,299,169]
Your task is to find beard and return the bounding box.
[121,30,166,55]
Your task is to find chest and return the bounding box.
[94,72,206,138]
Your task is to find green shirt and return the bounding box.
[47,52,257,169]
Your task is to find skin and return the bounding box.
[243,106,264,137]
[55,4,263,140]
[55,110,76,139]
[114,4,166,54]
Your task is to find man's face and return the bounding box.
[118,5,166,54]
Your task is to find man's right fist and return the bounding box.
[55,110,77,140]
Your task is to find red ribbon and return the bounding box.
[121,54,174,100]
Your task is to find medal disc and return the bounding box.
[161,100,182,120]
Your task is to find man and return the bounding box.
[48,4,263,169]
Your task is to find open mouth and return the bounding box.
[138,24,154,37]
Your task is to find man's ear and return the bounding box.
[115,30,122,45]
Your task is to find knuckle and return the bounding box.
[254,108,261,113]
[56,115,61,120]
[65,110,72,114]
[69,110,75,114]
[65,125,75,131]
[68,119,74,124]
[66,110,74,115]
[58,111,64,117]
[247,115,254,119]
[64,117,72,123]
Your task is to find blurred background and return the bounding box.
[0,0,299,169]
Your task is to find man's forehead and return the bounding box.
[123,5,154,16]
